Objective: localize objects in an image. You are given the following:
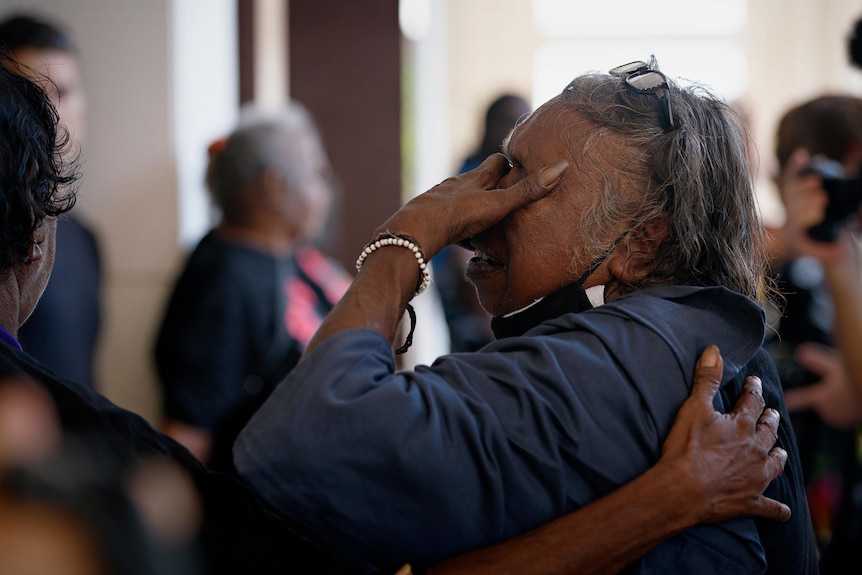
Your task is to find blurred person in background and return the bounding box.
[757,21,862,572]
[763,96,862,562]
[154,103,351,475]
[432,93,531,352]
[0,12,102,391]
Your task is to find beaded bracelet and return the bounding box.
[355,233,432,296]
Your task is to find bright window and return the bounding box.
[532,0,748,104]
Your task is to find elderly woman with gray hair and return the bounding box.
[154,102,351,475]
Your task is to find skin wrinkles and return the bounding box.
[468,99,625,316]
[503,103,632,266]
[543,105,635,259]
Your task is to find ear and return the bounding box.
[257,169,307,238]
[257,169,286,208]
[20,241,43,264]
[605,221,669,286]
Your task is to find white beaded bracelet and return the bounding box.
[355,233,431,296]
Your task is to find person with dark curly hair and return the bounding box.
[0,12,103,390]
[0,49,76,286]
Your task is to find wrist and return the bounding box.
[356,232,431,296]
[648,457,707,528]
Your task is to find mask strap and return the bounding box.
[576,229,628,285]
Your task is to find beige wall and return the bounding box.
[445,0,540,174]
[0,0,236,423]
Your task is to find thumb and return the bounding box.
[688,344,724,405]
[538,160,569,189]
[501,160,568,208]
[787,147,811,175]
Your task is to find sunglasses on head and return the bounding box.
[609,61,675,132]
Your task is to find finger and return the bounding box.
[494,159,568,212]
[767,445,788,479]
[794,343,834,374]
[471,152,512,182]
[730,375,766,421]
[755,407,780,447]
[687,345,724,405]
[786,147,811,178]
[782,384,821,412]
[750,447,791,522]
[752,495,792,522]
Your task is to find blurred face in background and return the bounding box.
[10,47,86,150]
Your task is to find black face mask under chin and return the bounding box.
[490,251,609,340]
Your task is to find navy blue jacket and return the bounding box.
[236,285,818,574]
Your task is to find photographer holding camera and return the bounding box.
[764,93,862,572]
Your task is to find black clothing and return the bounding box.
[726,347,820,575]
[0,341,359,575]
[18,215,101,388]
[766,257,861,569]
[154,232,348,475]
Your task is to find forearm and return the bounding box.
[429,460,696,575]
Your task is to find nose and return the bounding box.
[497,166,522,190]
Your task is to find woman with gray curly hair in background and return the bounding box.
[154,102,351,476]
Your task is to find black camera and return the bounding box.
[801,156,862,241]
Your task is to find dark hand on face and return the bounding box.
[372,152,567,277]
[464,101,609,317]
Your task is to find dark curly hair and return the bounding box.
[0,51,78,271]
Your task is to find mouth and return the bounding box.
[466,244,504,277]
[471,246,502,264]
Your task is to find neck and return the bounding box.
[214,222,298,256]
[0,271,25,338]
[491,282,603,340]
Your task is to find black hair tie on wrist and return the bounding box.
[395,303,416,354]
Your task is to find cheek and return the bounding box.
[509,203,578,263]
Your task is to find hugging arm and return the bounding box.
[425,345,789,575]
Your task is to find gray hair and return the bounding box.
[206,101,333,240]
[559,65,768,302]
